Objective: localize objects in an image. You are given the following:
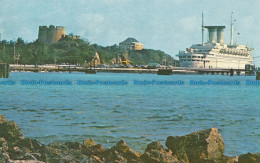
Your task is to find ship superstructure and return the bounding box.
[177,13,254,69]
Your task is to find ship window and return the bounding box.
[188,56,191,58]
[192,56,196,58]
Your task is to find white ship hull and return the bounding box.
[178,43,254,69]
[180,55,253,69]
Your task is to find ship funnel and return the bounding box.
[204,26,225,43]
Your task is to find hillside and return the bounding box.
[0,37,178,66]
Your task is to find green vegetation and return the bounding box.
[128,49,176,65]
[0,37,178,66]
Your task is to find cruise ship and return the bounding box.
[177,13,254,69]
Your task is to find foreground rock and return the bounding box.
[0,114,259,163]
[141,141,181,163]
[82,139,105,156]
[166,127,228,163]
[104,140,142,162]
[0,115,24,146]
[238,152,260,163]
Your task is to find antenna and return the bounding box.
[202,12,204,45]
[230,12,234,45]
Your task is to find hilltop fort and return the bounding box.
[38,25,66,43]
[38,25,81,44]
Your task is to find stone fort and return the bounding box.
[38,25,66,43]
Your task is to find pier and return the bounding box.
[8,65,257,76]
[9,65,158,74]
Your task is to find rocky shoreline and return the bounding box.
[0,114,259,163]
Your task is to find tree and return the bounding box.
[17,37,25,46]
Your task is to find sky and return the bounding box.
[1,0,260,65]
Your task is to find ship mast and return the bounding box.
[13,40,16,64]
[202,12,204,45]
[230,12,234,45]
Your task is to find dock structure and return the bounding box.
[8,65,256,76]
[9,65,158,74]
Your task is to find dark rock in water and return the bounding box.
[238,152,260,163]
[166,128,225,163]
[104,140,142,163]
[141,141,181,163]
[0,117,24,146]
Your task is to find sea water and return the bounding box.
[0,72,259,156]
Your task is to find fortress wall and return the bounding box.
[38,25,66,43]
[47,25,56,43]
[54,26,66,42]
[38,26,48,43]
